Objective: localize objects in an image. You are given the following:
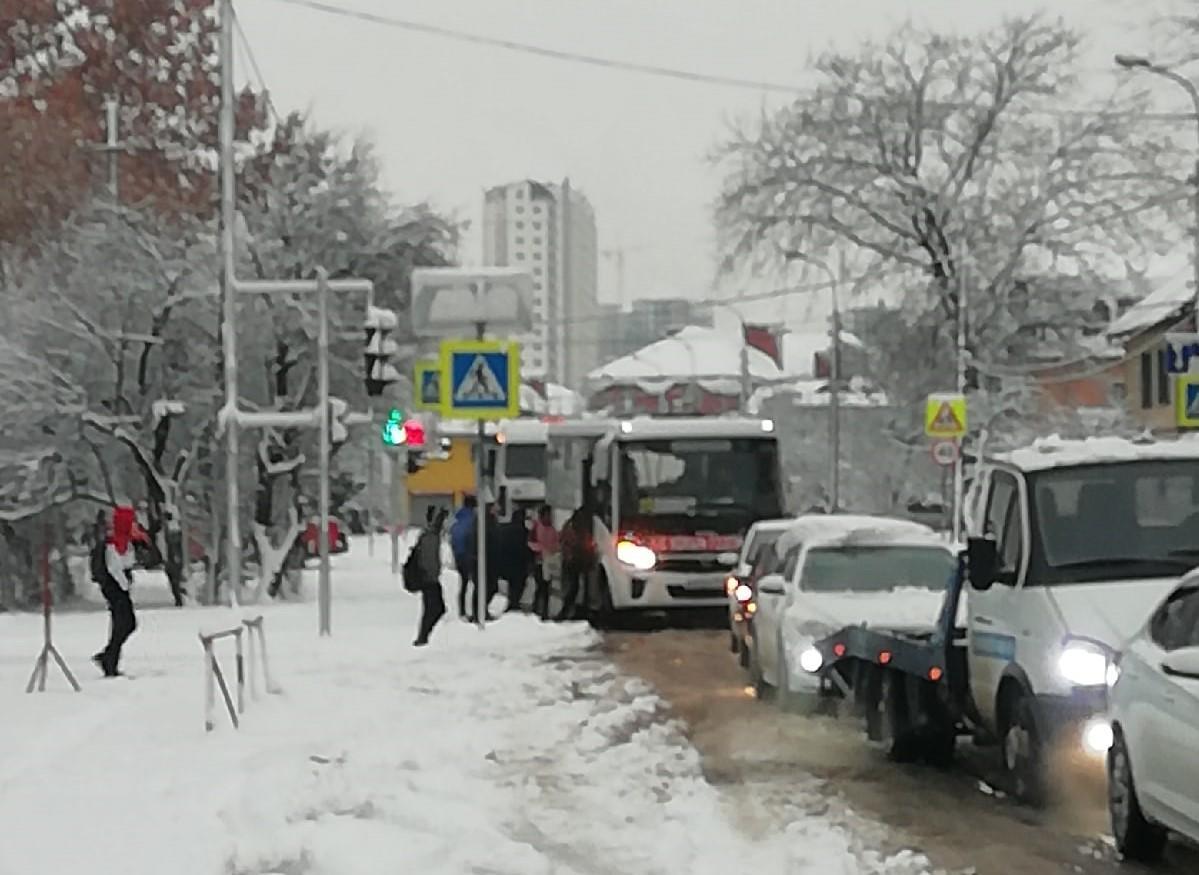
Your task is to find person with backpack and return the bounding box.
[91,506,142,677]
[448,495,476,620]
[406,506,449,647]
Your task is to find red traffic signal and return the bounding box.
[402,417,426,448]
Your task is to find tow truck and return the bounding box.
[791,434,1199,805]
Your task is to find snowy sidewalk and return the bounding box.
[0,539,929,875]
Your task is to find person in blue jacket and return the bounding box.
[449,495,477,619]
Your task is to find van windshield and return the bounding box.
[1030,460,1199,584]
[800,546,956,593]
[503,444,546,480]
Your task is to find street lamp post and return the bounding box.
[1115,53,1199,322]
[784,251,844,512]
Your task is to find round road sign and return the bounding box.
[931,440,959,467]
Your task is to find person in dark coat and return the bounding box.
[413,507,449,646]
[463,503,501,622]
[449,495,477,619]
[498,507,534,612]
[555,502,597,622]
[91,506,143,677]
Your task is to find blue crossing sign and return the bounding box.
[1177,375,1199,428]
[413,359,441,412]
[440,340,520,420]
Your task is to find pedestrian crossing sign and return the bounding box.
[1176,375,1199,428]
[924,392,967,439]
[440,339,520,420]
[414,359,442,412]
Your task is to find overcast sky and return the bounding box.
[237,0,1169,329]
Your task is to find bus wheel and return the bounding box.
[871,670,920,763]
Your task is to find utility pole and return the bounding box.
[560,177,573,388]
[218,0,241,602]
[828,251,844,513]
[953,248,968,544]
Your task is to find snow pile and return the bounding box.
[0,539,931,875]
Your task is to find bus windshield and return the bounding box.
[617,437,783,530]
[503,443,547,480]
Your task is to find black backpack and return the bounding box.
[402,540,424,593]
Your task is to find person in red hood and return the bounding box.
[91,506,144,677]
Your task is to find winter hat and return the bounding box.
[110,506,136,553]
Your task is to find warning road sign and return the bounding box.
[931,440,959,467]
[440,340,520,420]
[414,360,441,411]
[925,393,967,439]
[1176,375,1199,428]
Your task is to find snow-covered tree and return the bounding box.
[715,16,1187,444]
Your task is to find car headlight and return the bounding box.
[733,583,753,603]
[616,539,656,572]
[1057,639,1110,687]
[1106,661,1121,688]
[799,646,824,673]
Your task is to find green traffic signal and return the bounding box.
[381,408,404,446]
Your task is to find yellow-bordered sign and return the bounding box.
[1176,374,1199,428]
[439,339,521,420]
[924,392,967,439]
[413,359,442,412]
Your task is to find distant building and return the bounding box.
[591,297,715,368]
[482,178,598,388]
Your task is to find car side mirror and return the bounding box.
[757,576,785,596]
[1162,646,1199,681]
[967,536,998,591]
[717,552,739,567]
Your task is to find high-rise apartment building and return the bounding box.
[482,178,598,388]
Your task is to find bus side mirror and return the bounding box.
[967,537,998,591]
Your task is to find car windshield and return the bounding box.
[746,529,783,564]
[618,438,783,522]
[1031,460,1199,584]
[800,546,956,593]
[503,443,546,480]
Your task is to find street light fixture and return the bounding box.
[1114,53,1199,324]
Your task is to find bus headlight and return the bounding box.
[616,540,657,572]
[1057,639,1110,687]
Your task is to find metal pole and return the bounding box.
[829,254,843,512]
[738,315,750,413]
[317,268,332,636]
[104,98,119,200]
[1192,154,1199,325]
[367,440,376,558]
[475,317,488,629]
[952,248,968,544]
[218,0,242,603]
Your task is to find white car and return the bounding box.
[726,518,792,662]
[745,514,938,700]
[1106,576,1199,862]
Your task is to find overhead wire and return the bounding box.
[233,7,284,126]
[265,0,1199,124]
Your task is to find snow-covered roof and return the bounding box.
[587,325,784,393]
[1107,270,1192,337]
[496,419,549,443]
[774,514,933,559]
[611,416,777,440]
[748,379,888,412]
[997,434,1199,473]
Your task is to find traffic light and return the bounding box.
[363,306,400,397]
[402,416,426,448]
[381,408,405,446]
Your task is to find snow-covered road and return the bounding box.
[1,538,929,875]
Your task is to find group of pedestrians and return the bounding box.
[407,496,599,646]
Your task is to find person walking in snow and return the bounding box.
[529,504,559,620]
[91,506,142,677]
[412,506,449,647]
[463,503,501,622]
[449,495,477,620]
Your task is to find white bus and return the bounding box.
[494,418,551,521]
[547,416,785,620]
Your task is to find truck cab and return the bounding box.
[494,419,550,521]
[964,434,1199,802]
